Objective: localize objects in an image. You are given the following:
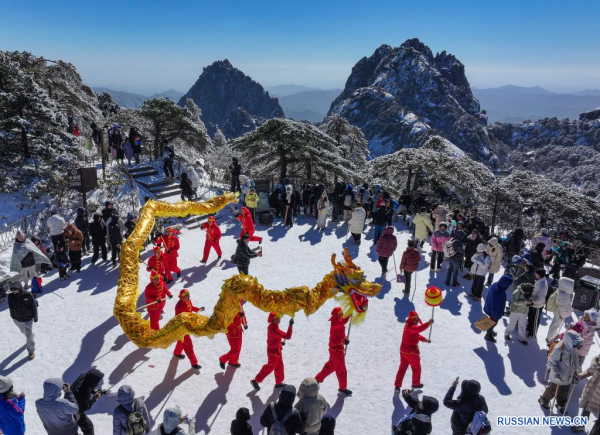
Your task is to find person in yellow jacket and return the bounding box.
[412,207,433,248]
[245,188,259,223]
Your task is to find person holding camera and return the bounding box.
[35,378,79,435]
[251,313,294,390]
[149,405,195,435]
[0,376,26,435]
[71,368,105,435]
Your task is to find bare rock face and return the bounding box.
[179,59,284,138]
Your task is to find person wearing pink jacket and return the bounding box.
[578,309,599,368]
[430,223,450,271]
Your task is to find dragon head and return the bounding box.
[331,248,381,324]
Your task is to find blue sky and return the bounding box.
[2,0,598,94]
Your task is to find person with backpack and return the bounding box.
[445,230,466,287]
[107,210,125,267]
[163,140,175,179]
[186,166,201,198]
[144,274,172,330]
[220,303,247,369]
[294,377,330,434]
[468,244,491,302]
[0,376,26,435]
[64,223,83,273]
[400,240,421,294]
[35,378,79,435]
[485,237,503,286]
[200,216,222,264]
[466,411,492,435]
[572,353,600,433]
[526,269,548,339]
[482,275,513,343]
[504,283,534,345]
[259,385,305,434]
[316,191,329,231]
[576,309,599,368]
[7,281,37,360]
[315,307,352,395]
[149,405,195,435]
[173,289,203,369]
[546,277,575,342]
[348,203,366,245]
[443,378,488,435]
[462,230,482,280]
[71,369,105,435]
[430,223,450,271]
[75,207,91,254]
[251,313,294,391]
[394,311,433,391]
[393,388,439,435]
[342,185,354,223]
[413,207,433,249]
[539,330,584,414]
[112,385,150,435]
[156,227,181,281]
[375,226,398,275]
[231,407,253,435]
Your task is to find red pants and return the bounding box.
[239,230,261,243]
[220,335,242,365]
[174,335,198,366]
[395,352,422,388]
[165,253,180,277]
[255,351,284,384]
[202,240,222,262]
[315,349,347,389]
[148,302,165,330]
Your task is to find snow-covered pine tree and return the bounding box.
[203,126,237,181]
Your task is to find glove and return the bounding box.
[244,325,248,330]
[281,341,286,346]
[239,312,245,317]
[157,298,162,303]
[345,339,350,345]
[289,318,295,326]
[200,307,205,311]
[146,267,151,272]
[167,295,173,299]
[167,250,171,254]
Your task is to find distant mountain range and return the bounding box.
[265,84,321,97]
[472,85,600,123]
[276,89,342,123]
[92,87,184,108]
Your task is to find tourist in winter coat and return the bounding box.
[505,283,534,344]
[375,226,398,274]
[102,201,116,223]
[149,405,195,435]
[430,223,450,271]
[531,228,552,256]
[201,216,222,263]
[526,269,548,339]
[283,184,296,226]
[156,227,181,280]
[163,140,175,179]
[8,281,37,360]
[295,377,330,434]
[372,202,392,243]
[173,289,203,369]
[463,230,482,279]
[531,242,547,270]
[506,227,525,259]
[342,185,355,222]
[316,192,329,231]
[394,311,433,390]
[180,173,194,201]
[55,240,70,280]
[220,304,247,369]
[75,207,91,253]
[187,166,201,198]
[348,203,366,245]
[468,244,491,301]
[399,189,412,220]
[112,385,150,435]
[577,310,599,367]
[315,307,352,395]
[47,211,66,251]
[234,233,262,275]
[311,180,325,218]
[508,264,535,293]
[260,385,305,434]
[245,189,259,222]
[11,230,50,289]
[71,368,105,435]
[550,241,573,281]
[230,157,241,193]
[546,277,575,341]
[252,314,294,390]
[401,240,421,294]
[331,182,344,222]
[231,407,253,435]
[483,275,513,343]
[236,206,262,243]
[573,354,600,432]
[64,223,83,272]
[432,205,448,230]
[393,388,439,435]
[539,330,584,414]
[486,237,504,285]
[0,376,26,435]
[122,139,134,165]
[35,378,79,435]
[106,210,125,266]
[413,207,433,248]
[444,379,488,435]
[144,274,172,330]
[445,230,466,287]
[129,128,142,164]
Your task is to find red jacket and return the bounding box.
[147,253,167,275]
[400,248,421,273]
[175,299,201,315]
[144,280,172,311]
[267,322,293,355]
[237,207,255,234]
[329,316,350,352]
[227,313,244,339]
[400,319,431,355]
[156,234,180,256]
[201,222,222,243]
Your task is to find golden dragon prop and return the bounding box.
[114,195,381,349]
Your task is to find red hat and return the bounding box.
[179,289,190,298]
[329,307,342,321]
[407,310,422,324]
[165,227,173,232]
[208,216,216,222]
[268,312,278,323]
[153,246,161,253]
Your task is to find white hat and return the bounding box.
[476,243,486,252]
[511,255,523,264]
[0,376,13,394]
[541,228,549,236]
[585,309,599,323]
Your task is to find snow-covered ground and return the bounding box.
[0,211,593,434]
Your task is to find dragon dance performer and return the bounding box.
[251,313,293,390]
[146,246,170,282]
[200,216,222,263]
[219,301,248,369]
[173,289,204,369]
[156,227,181,281]
[144,274,172,330]
[315,307,353,396]
[236,206,262,243]
[394,311,433,391]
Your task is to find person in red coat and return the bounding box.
[219,301,247,369]
[156,227,181,280]
[394,310,433,391]
[236,207,262,243]
[400,240,421,294]
[144,274,172,330]
[173,289,204,369]
[201,216,222,263]
[315,307,352,395]
[147,246,170,282]
[251,313,293,390]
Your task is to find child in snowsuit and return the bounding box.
[430,223,450,271]
[55,240,70,280]
[173,289,203,369]
[504,283,534,344]
[400,240,421,294]
[394,311,433,390]
[577,309,599,368]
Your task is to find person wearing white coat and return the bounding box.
[316,193,329,231]
[545,278,574,341]
[187,166,201,198]
[347,203,366,245]
[485,238,504,286]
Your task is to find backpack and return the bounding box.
[546,291,558,312]
[270,403,293,435]
[443,240,457,258]
[118,401,148,435]
[31,277,42,294]
[466,411,491,434]
[159,423,180,435]
[547,340,563,360]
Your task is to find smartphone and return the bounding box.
[455,376,459,384]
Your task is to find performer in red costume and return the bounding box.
[156,227,181,280]
[219,301,248,369]
[147,246,169,282]
[394,311,433,391]
[200,216,222,263]
[173,289,204,369]
[144,274,172,330]
[251,313,293,390]
[236,207,262,243]
[315,307,353,395]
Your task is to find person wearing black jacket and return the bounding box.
[88,214,107,264]
[230,158,241,193]
[372,202,392,243]
[163,140,175,178]
[128,127,142,164]
[101,201,115,223]
[180,173,194,201]
[531,242,546,270]
[74,207,91,254]
[463,230,482,280]
[399,190,413,221]
[231,407,253,435]
[259,385,305,434]
[311,180,325,218]
[234,234,262,275]
[90,122,100,145]
[71,369,105,435]
[393,388,439,434]
[330,182,344,222]
[8,281,37,360]
[443,379,488,435]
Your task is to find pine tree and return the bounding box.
[203,126,237,181]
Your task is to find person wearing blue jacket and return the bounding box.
[483,275,513,343]
[0,376,26,435]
